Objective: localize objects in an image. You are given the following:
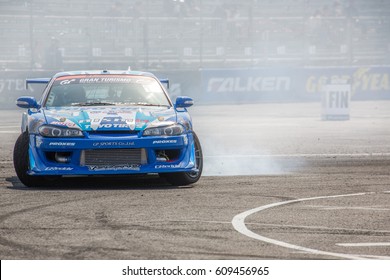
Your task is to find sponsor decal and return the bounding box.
[155,164,181,169]
[87,109,137,130]
[79,77,135,84]
[207,76,291,93]
[92,141,135,147]
[49,142,76,146]
[101,117,133,123]
[88,164,140,171]
[54,76,153,85]
[45,167,73,171]
[50,121,77,128]
[59,79,76,85]
[50,121,63,126]
[152,140,177,145]
[85,123,130,129]
[79,118,133,123]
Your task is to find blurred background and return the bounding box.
[0,0,389,105]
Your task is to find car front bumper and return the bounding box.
[27,133,197,176]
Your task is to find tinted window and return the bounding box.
[45,75,171,107]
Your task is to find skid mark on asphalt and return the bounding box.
[232,191,390,260]
[0,194,116,257]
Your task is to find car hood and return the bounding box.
[43,106,177,132]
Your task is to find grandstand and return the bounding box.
[0,0,389,71]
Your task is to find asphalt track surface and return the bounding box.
[0,101,389,260]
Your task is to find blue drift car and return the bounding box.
[14,70,202,187]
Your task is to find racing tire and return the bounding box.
[13,132,56,187]
[161,132,203,186]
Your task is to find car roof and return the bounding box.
[53,70,156,79]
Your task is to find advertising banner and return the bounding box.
[201,68,298,103]
[201,66,390,103]
[301,66,390,101]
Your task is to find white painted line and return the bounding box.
[292,251,390,260]
[244,222,390,234]
[337,243,390,247]
[0,131,19,134]
[232,192,378,260]
[356,254,390,260]
[0,126,20,128]
[206,153,390,158]
[303,205,390,211]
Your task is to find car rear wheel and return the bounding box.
[13,132,57,187]
[161,132,203,186]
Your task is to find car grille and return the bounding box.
[81,148,146,167]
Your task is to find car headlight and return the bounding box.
[38,125,84,137]
[143,124,185,136]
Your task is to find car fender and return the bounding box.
[21,112,28,133]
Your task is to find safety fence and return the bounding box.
[0,14,389,71]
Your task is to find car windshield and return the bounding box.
[44,75,171,107]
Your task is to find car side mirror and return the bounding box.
[175,96,194,108]
[16,96,39,109]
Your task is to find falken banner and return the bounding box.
[201,66,390,102]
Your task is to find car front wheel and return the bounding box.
[161,132,203,186]
[13,132,57,187]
